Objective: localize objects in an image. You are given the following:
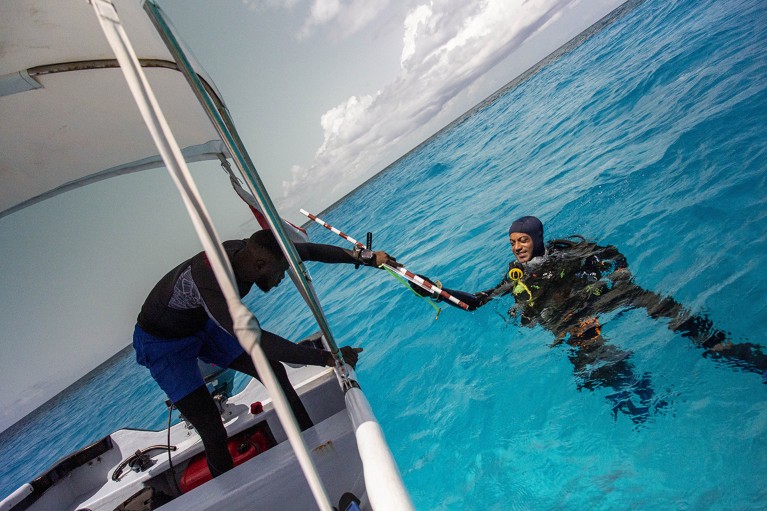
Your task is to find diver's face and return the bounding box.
[509,232,535,263]
[254,254,289,292]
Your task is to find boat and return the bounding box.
[0,1,413,510]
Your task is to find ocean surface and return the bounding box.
[2,0,766,508]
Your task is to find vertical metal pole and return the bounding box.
[142,1,346,368]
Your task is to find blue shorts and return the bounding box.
[133,320,244,402]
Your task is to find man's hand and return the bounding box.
[325,346,363,368]
[349,247,401,268]
[372,250,400,268]
[341,346,362,368]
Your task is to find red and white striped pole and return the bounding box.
[300,209,469,310]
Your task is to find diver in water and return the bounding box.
[412,216,767,423]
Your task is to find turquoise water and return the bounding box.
[2,0,766,508]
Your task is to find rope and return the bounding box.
[382,265,442,319]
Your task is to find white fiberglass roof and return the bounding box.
[0,0,227,218]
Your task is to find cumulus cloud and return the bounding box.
[401,4,432,67]
[281,0,603,214]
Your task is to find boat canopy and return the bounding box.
[0,0,227,219]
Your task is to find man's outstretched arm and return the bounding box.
[295,242,398,268]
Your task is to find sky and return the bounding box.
[0,0,625,432]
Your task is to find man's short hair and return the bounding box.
[247,230,284,260]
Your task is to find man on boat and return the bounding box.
[412,216,767,422]
[133,229,398,477]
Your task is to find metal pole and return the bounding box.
[142,1,346,368]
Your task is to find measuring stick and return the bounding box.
[300,209,469,310]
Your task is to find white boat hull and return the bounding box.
[2,366,369,511]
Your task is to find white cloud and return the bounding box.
[401,4,432,68]
[238,0,385,39]
[307,0,342,26]
[241,0,302,11]
[318,94,377,153]
[281,0,619,216]
[298,0,392,40]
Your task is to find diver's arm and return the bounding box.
[671,310,767,373]
[608,274,725,349]
[440,287,488,311]
[609,280,767,373]
[448,278,515,311]
[409,275,505,311]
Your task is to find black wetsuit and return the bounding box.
[137,240,357,362]
[442,238,767,366]
[137,240,352,348]
[430,238,767,422]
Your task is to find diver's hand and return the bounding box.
[409,274,440,298]
[326,346,363,368]
[608,267,632,284]
[475,291,492,307]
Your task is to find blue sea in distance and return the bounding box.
[2,0,766,508]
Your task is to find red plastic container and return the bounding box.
[180,426,274,493]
